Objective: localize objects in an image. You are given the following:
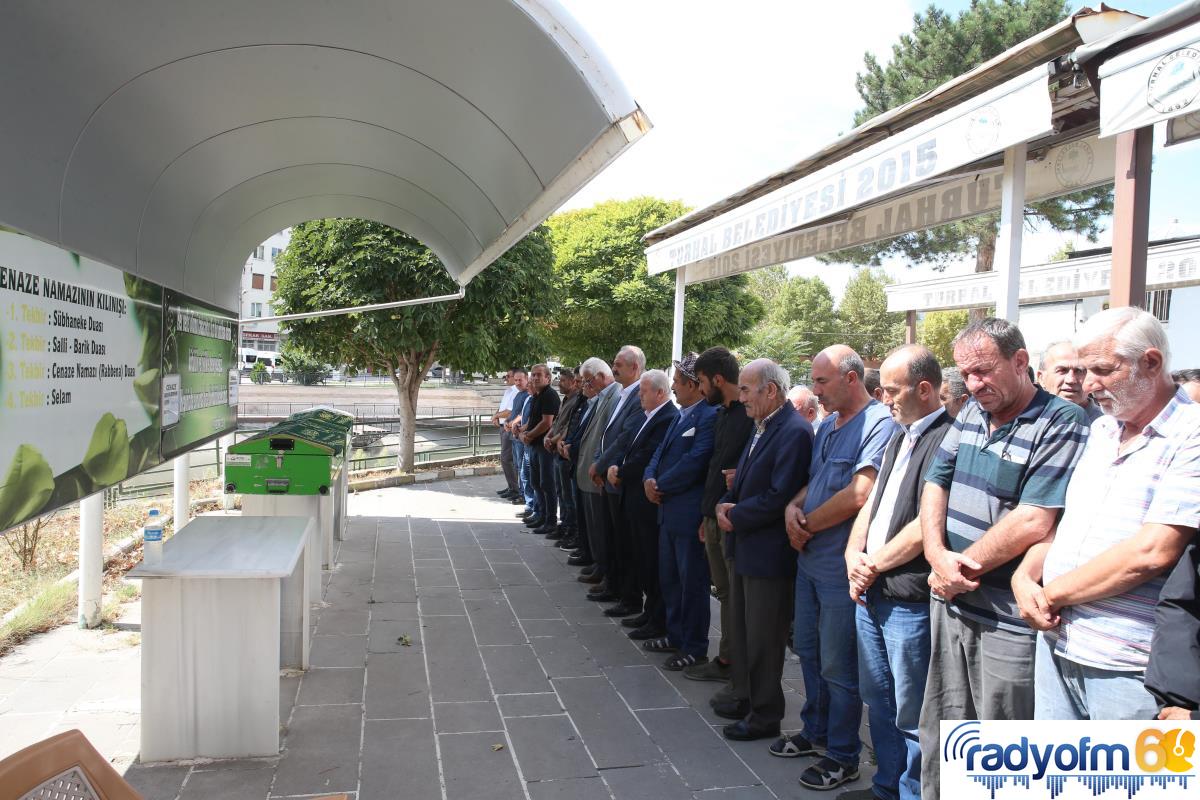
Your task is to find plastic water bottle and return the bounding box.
[143,508,163,567]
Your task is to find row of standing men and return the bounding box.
[489,306,1200,800]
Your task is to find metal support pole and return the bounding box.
[905,311,917,345]
[994,142,1027,323]
[1110,126,1153,309]
[173,452,190,529]
[671,266,686,363]
[78,492,104,629]
[219,433,237,510]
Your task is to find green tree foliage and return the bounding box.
[837,269,906,362]
[279,341,330,385]
[274,219,557,469]
[547,198,764,367]
[829,0,1112,271]
[736,323,809,383]
[919,309,970,365]
[770,276,840,354]
[745,266,791,313]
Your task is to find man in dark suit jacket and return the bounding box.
[841,345,952,800]
[715,358,814,741]
[606,370,678,622]
[590,345,647,606]
[644,353,718,667]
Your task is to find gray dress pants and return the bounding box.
[918,599,1036,800]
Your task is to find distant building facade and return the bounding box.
[240,229,290,357]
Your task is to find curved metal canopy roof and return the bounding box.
[0,1,648,310]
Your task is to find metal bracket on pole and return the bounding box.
[994,142,1027,323]
[253,289,465,324]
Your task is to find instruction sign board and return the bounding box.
[0,230,163,530]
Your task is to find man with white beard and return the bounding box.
[1014,307,1200,719]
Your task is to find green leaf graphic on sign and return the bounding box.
[134,368,159,417]
[0,444,55,529]
[81,413,130,486]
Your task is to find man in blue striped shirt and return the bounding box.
[916,319,1089,800]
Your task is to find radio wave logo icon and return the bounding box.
[944,721,983,764]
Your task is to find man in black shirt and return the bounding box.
[686,347,755,688]
[522,364,561,535]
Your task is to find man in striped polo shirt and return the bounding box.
[1019,308,1199,720]
[917,318,1089,800]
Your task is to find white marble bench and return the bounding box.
[129,515,311,761]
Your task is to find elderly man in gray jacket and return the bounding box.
[570,358,621,591]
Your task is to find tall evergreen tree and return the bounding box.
[828,0,1112,273]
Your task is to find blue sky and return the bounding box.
[558,0,1197,299]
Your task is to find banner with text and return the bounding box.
[0,230,163,531]
[1099,20,1200,139]
[159,290,238,460]
[647,64,1054,275]
[683,134,1115,285]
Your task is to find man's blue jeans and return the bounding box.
[1034,633,1159,720]
[794,569,862,766]
[513,439,536,512]
[857,590,931,800]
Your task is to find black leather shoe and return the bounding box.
[578,572,603,584]
[567,554,593,567]
[722,720,780,741]
[557,536,577,549]
[586,592,617,603]
[517,510,532,518]
[496,488,510,496]
[543,527,565,540]
[712,699,751,720]
[524,516,544,528]
[603,603,640,618]
[627,624,666,640]
[535,525,559,536]
[621,613,650,629]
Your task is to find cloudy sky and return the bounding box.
[556,0,1196,300]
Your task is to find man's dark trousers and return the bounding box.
[531,446,558,526]
[499,428,518,492]
[626,494,664,628]
[606,492,638,606]
[584,492,608,575]
[556,457,577,529]
[660,523,711,657]
[729,565,793,729]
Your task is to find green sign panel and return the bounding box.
[159,289,238,460]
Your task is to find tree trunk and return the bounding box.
[390,348,438,472]
[969,225,998,322]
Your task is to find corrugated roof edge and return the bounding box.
[642,5,1138,248]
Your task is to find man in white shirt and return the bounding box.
[841,345,953,800]
[1017,308,1199,720]
[492,369,520,499]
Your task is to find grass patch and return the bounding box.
[0,579,77,656]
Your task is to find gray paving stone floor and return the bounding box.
[0,476,876,799]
